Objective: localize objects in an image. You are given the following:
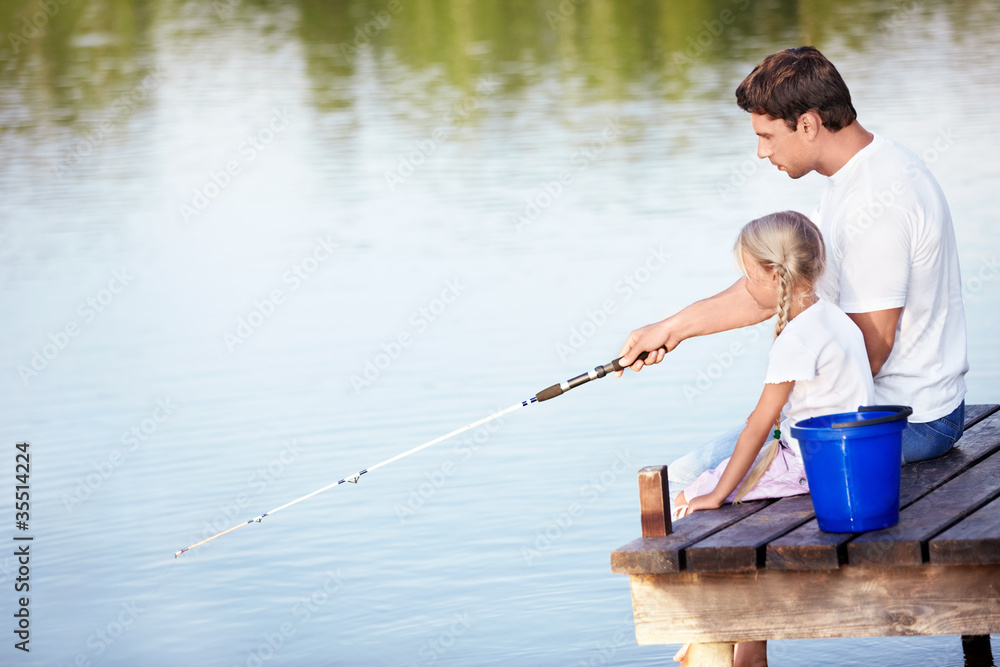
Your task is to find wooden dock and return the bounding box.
[611,404,1000,666]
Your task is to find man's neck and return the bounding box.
[815,121,874,177]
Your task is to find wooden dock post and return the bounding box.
[961,634,994,666]
[638,465,672,538]
[636,465,735,666]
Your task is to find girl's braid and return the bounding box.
[774,264,791,340]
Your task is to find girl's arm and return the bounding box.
[686,381,795,512]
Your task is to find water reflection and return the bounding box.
[0,0,154,116]
[2,1,1000,665]
[5,0,998,127]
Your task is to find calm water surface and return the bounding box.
[1,0,999,664]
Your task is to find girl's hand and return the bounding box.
[685,493,724,514]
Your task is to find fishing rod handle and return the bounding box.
[535,350,657,402]
[606,351,650,374]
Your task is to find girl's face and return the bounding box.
[741,249,779,310]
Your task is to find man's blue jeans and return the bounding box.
[667,401,966,501]
[900,401,965,464]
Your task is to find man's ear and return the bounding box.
[797,110,822,139]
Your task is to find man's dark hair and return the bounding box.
[735,46,857,132]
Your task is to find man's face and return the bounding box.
[750,113,814,179]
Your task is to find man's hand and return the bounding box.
[616,320,673,376]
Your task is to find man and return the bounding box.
[618,46,968,498]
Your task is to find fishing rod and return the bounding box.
[174,350,653,558]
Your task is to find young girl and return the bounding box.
[671,210,875,667]
[674,210,875,517]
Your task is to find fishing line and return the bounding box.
[174,351,652,558]
[94,560,177,665]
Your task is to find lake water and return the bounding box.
[1,0,999,665]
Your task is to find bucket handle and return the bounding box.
[831,405,913,429]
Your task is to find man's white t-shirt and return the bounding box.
[765,299,875,458]
[813,133,968,423]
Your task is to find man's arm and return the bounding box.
[847,308,902,376]
[617,277,774,373]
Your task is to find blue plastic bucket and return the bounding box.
[790,405,912,533]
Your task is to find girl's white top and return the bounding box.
[765,298,876,458]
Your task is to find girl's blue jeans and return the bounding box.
[667,401,966,499]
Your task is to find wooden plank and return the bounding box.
[964,404,999,430]
[638,466,671,538]
[762,521,846,571]
[848,449,1000,566]
[686,495,815,573]
[767,411,1000,570]
[611,500,771,574]
[628,564,1000,644]
[929,494,1000,565]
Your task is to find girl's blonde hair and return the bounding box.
[732,210,825,502]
